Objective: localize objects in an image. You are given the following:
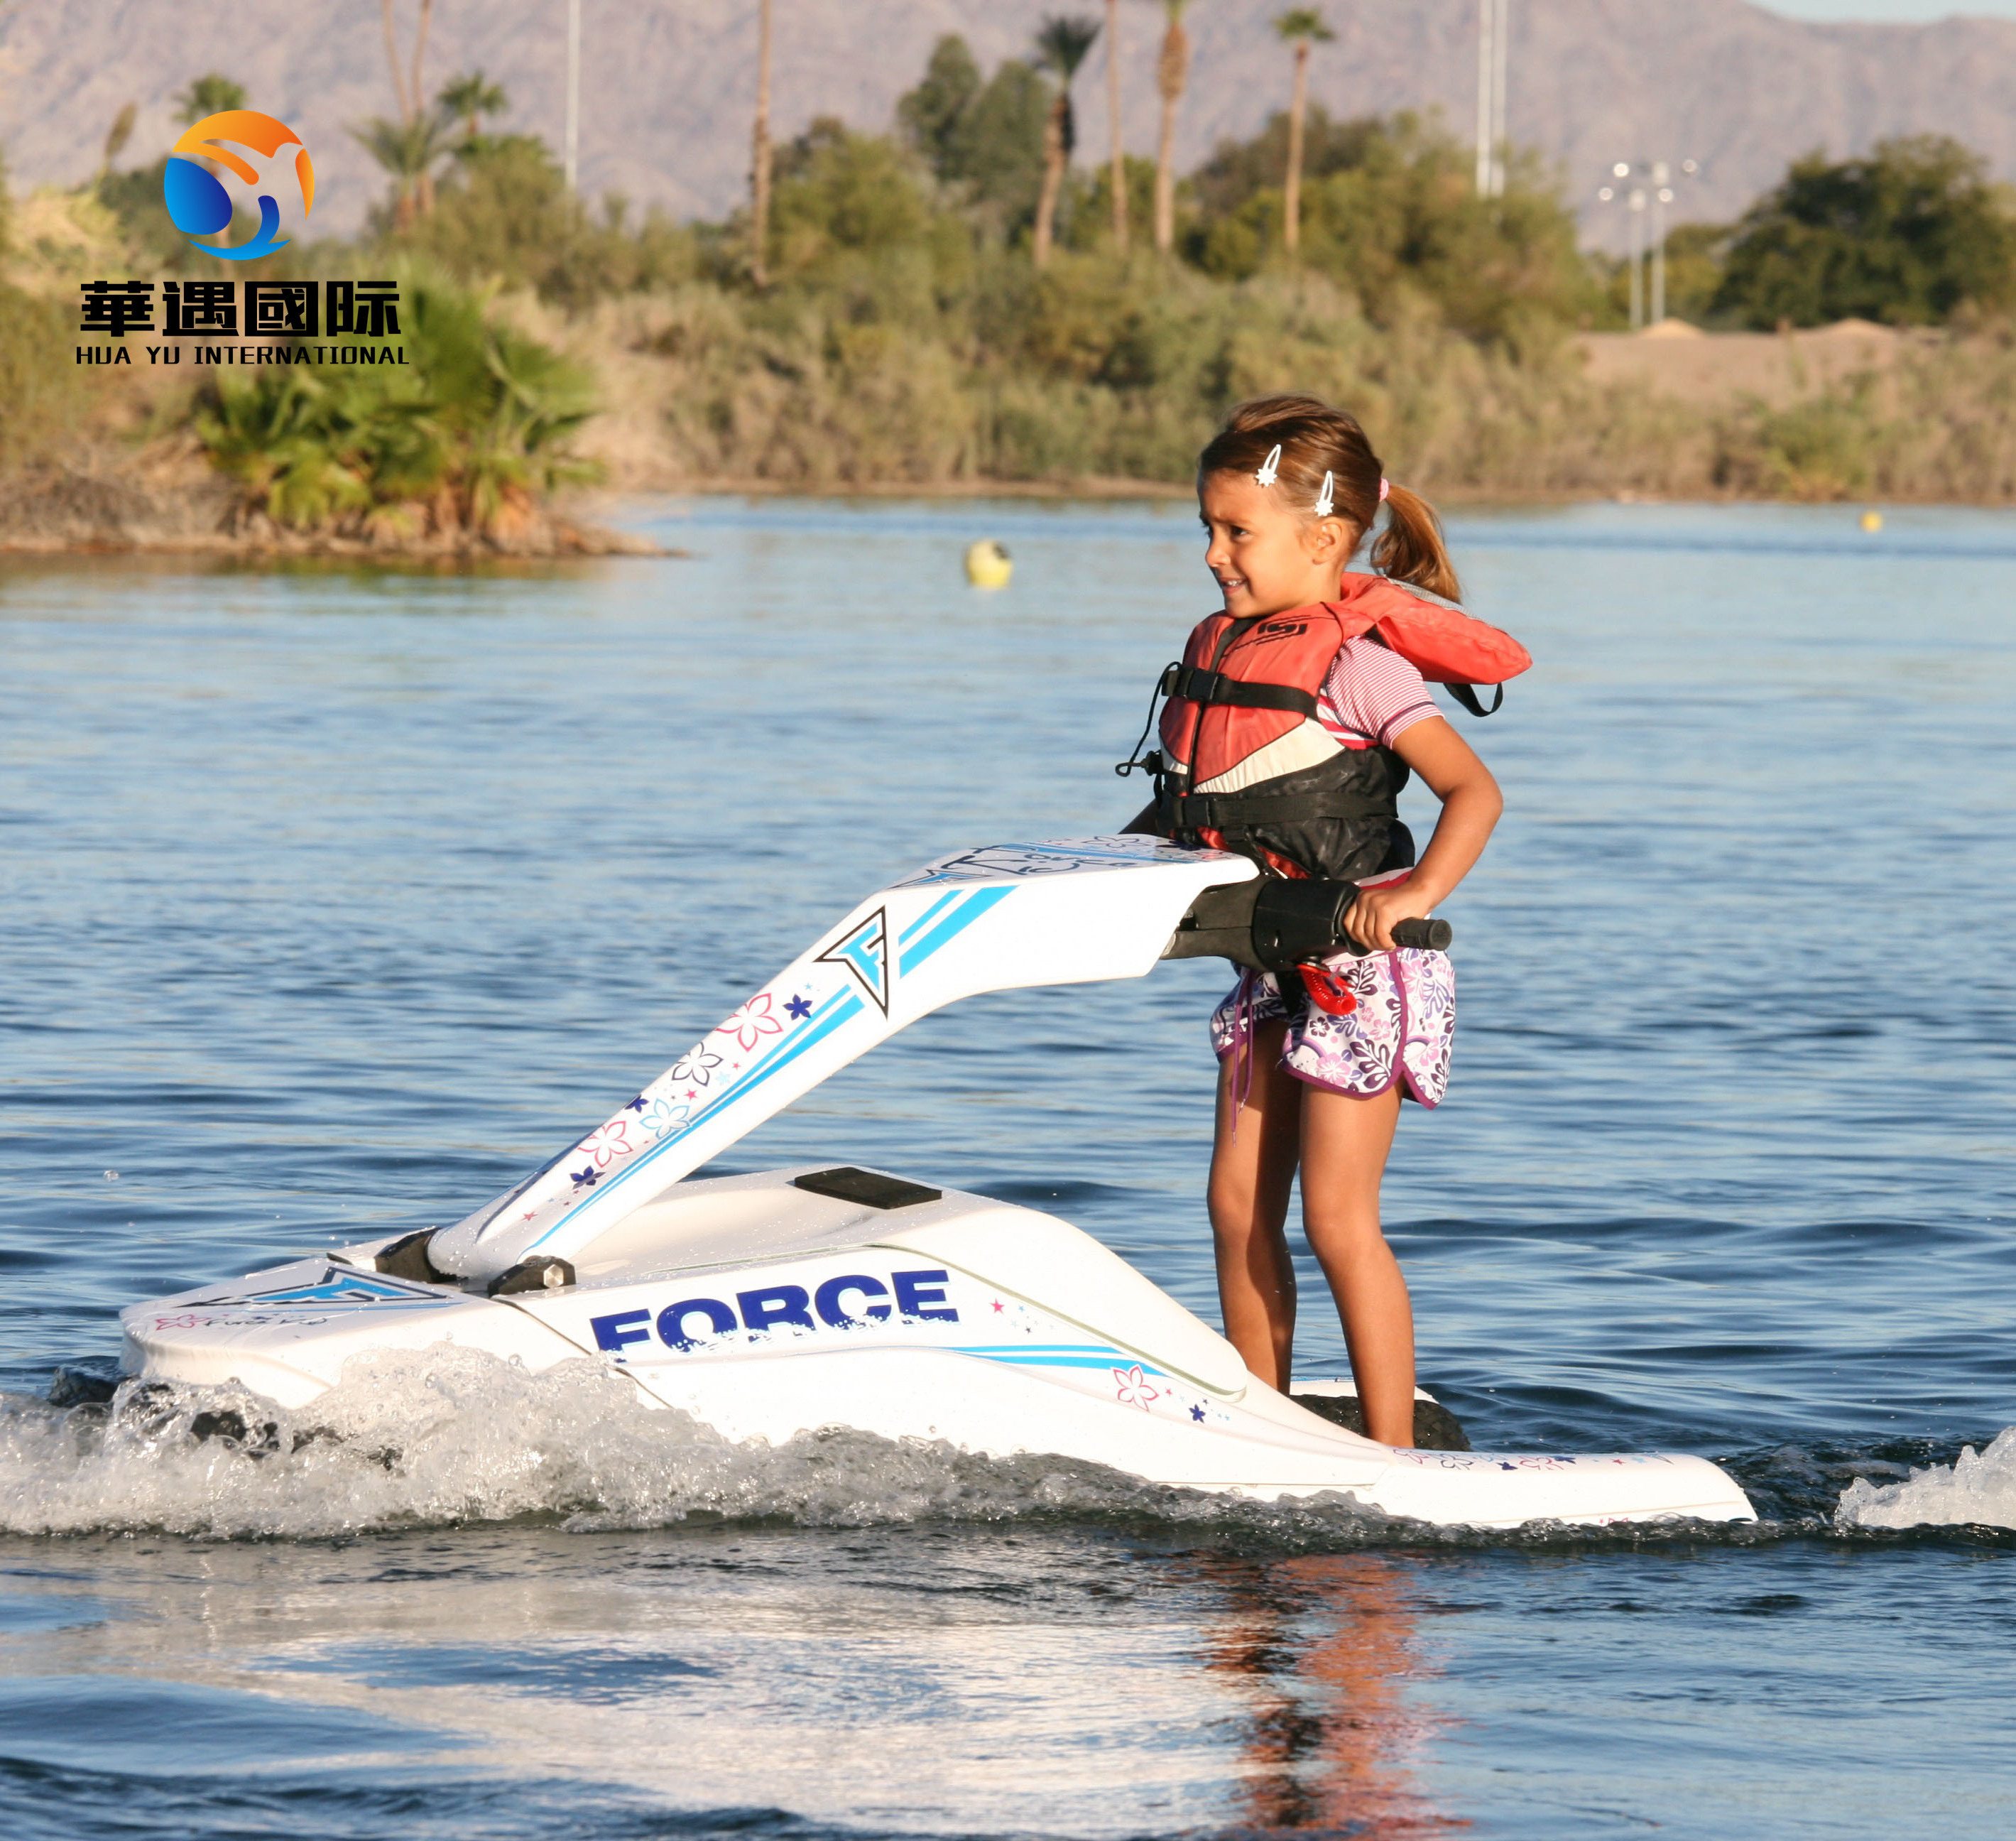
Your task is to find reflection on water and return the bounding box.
[1200,1554,1449,1837]
[0,1525,1456,1837]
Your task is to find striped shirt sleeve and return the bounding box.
[1317,635,1439,749]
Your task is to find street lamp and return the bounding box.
[1600,158,1698,329]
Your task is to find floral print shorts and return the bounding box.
[1210,948,1456,1107]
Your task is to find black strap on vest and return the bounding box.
[1166,664,1319,719]
[1160,787,1394,832]
[1445,682,1504,717]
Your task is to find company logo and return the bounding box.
[816,907,892,1015]
[589,1268,960,1355]
[163,109,315,262]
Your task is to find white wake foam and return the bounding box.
[1,1347,1378,1542]
[1835,1427,2016,1531]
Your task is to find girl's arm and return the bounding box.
[1344,715,1502,952]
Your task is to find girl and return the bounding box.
[1139,396,1514,1446]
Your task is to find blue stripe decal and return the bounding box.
[528,992,866,1249]
[897,891,963,945]
[959,1354,1171,1374]
[665,994,865,1144]
[899,886,1013,976]
[953,1343,1167,1376]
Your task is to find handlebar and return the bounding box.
[1165,876,1453,972]
[1390,916,1454,952]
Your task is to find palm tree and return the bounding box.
[750,0,775,286]
[378,0,436,130]
[1274,8,1333,257]
[371,0,440,216]
[1148,1,1195,255]
[351,111,453,234]
[1104,0,1126,251]
[99,102,137,181]
[437,70,508,146]
[1032,14,1101,269]
[174,74,246,127]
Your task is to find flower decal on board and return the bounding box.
[1112,1364,1160,1413]
[640,1096,692,1140]
[714,992,785,1053]
[577,1119,635,1168]
[668,1047,723,1088]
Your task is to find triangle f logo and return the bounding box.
[816,906,892,1015]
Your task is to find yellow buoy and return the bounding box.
[964,539,1013,589]
[1859,509,1884,533]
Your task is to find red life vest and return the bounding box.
[1146,572,1530,879]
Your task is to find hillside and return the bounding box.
[6,1,2016,242]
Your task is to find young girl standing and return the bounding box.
[1137,396,1520,1446]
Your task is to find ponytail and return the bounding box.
[1370,483,1461,604]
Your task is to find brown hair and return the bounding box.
[1197,393,1461,603]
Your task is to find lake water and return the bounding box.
[2,496,2013,1839]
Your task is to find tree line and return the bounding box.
[14,18,2016,528]
[87,18,2016,339]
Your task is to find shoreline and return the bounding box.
[6,472,2011,567]
[627,477,1985,508]
[0,525,680,560]
[0,460,685,560]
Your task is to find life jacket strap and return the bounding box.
[1160,788,1397,833]
[1169,664,1319,719]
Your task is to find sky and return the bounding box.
[1764,1,2016,16]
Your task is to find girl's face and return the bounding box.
[1199,468,1356,619]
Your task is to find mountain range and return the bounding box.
[5,1,2016,246]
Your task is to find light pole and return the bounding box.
[1474,0,1490,195]
[1601,158,1698,328]
[1649,162,1669,323]
[1474,0,1508,198]
[1598,164,1643,329]
[1629,185,1647,328]
[1649,159,1698,324]
[1491,0,1508,197]
[565,0,581,192]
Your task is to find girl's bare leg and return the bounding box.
[1299,1083,1415,1445]
[1206,1020,1303,1391]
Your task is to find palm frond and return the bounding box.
[1035,13,1103,80]
[1273,8,1334,43]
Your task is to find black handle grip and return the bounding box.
[1163,878,1452,970]
[1390,917,1453,952]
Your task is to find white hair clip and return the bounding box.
[1314,470,1335,518]
[1254,443,1282,488]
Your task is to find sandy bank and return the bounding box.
[0,457,679,559]
[1576,318,1926,407]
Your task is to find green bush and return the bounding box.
[1713,136,2016,328]
[195,268,598,533]
[0,153,113,469]
[407,136,699,308]
[1182,109,1594,344]
[898,34,1052,237]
